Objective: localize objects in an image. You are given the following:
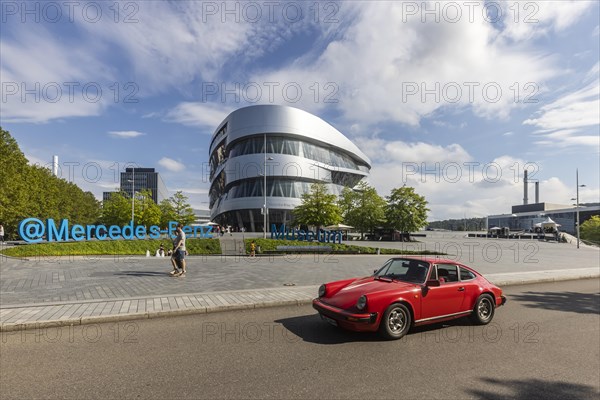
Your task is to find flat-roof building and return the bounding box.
[103,167,168,204]
[488,202,599,235]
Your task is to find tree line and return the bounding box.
[427,217,486,231]
[101,190,196,228]
[1,128,196,240]
[292,181,429,237]
[1,128,100,240]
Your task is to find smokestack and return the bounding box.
[523,170,528,205]
[535,181,539,203]
[52,155,58,177]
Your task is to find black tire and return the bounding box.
[471,294,495,325]
[379,303,411,340]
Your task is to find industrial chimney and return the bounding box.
[52,155,59,177]
[523,170,528,205]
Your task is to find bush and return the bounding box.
[580,215,600,245]
[243,238,443,255]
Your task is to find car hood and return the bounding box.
[324,277,417,310]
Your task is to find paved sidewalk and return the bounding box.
[1,232,598,332]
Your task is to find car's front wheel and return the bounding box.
[471,294,495,325]
[379,303,411,340]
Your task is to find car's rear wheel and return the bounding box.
[471,294,495,325]
[379,303,411,340]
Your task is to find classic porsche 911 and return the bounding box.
[312,257,506,340]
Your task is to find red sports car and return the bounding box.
[313,257,506,340]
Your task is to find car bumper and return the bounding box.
[499,295,507,306]
[312,298,378,332]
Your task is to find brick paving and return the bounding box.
[1,232,598,331]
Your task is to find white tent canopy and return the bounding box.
[325,224,354,230]
[541,217,561,227]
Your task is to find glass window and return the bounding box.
[374,259,430,284]
[460,268,476,281]
[436,264,459,283]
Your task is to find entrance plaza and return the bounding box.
[1,231,598,330]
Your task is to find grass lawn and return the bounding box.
[0,238,221,257]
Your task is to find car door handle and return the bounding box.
[458,287,465,291]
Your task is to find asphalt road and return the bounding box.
[1,279,599,400]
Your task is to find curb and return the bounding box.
[1,271,597,333]
[0,298,315,333]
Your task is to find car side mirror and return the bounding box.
[426,279,441,287]
[373,269,378,274]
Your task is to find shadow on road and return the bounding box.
[511,291,600,315]
[275,314,383,344]
[275,314,476,344]
[468,377,598,400]
[115,271,170,277]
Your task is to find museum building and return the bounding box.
[208,105,371,231]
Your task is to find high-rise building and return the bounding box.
[120,167,168,204]
[103,167,168,204]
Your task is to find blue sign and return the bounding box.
[271,224,342,244]
[18,218,213,243]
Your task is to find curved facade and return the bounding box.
[209,105,371,231]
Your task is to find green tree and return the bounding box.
[159,199,177,228]
[101,191,132,226]
[170,191,195,225]
[293,182,342,230]
[0,127,100,240]
[580,215,600,245]
[338,181,386,239]
[385,186,429,236]
[136,189,161,228]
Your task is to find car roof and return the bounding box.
[388,256,469,266]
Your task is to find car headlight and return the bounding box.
[356,295,367,310]
[318,284,326,297]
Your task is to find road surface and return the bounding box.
[1,279,598,399]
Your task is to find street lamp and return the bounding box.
[572,168,586,249]
[127,167,135,223]
[262,134,274,239]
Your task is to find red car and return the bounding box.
[313,257,506,340]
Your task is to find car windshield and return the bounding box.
[374,259,430,284]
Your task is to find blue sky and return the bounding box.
[1,1,598,220]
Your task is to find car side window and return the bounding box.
[459,267,476,281]
[437,264,458,283]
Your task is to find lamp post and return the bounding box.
[262,135,274,239]
[574,169,586,249]
[127,167,135,223]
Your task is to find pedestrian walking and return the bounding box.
[0,224,4,244]
[250,240,256,257]
[169,223,187,277]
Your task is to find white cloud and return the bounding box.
[250,1,559,126]
[71,2,286,94]
[158,157,185,172]
[108,130,146,139]
[354,138,471,165]
[524,71,600,149]
[354,138,592,219]
[1,24,113,123]
[498,1,593,41]
[165,102,233,129]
